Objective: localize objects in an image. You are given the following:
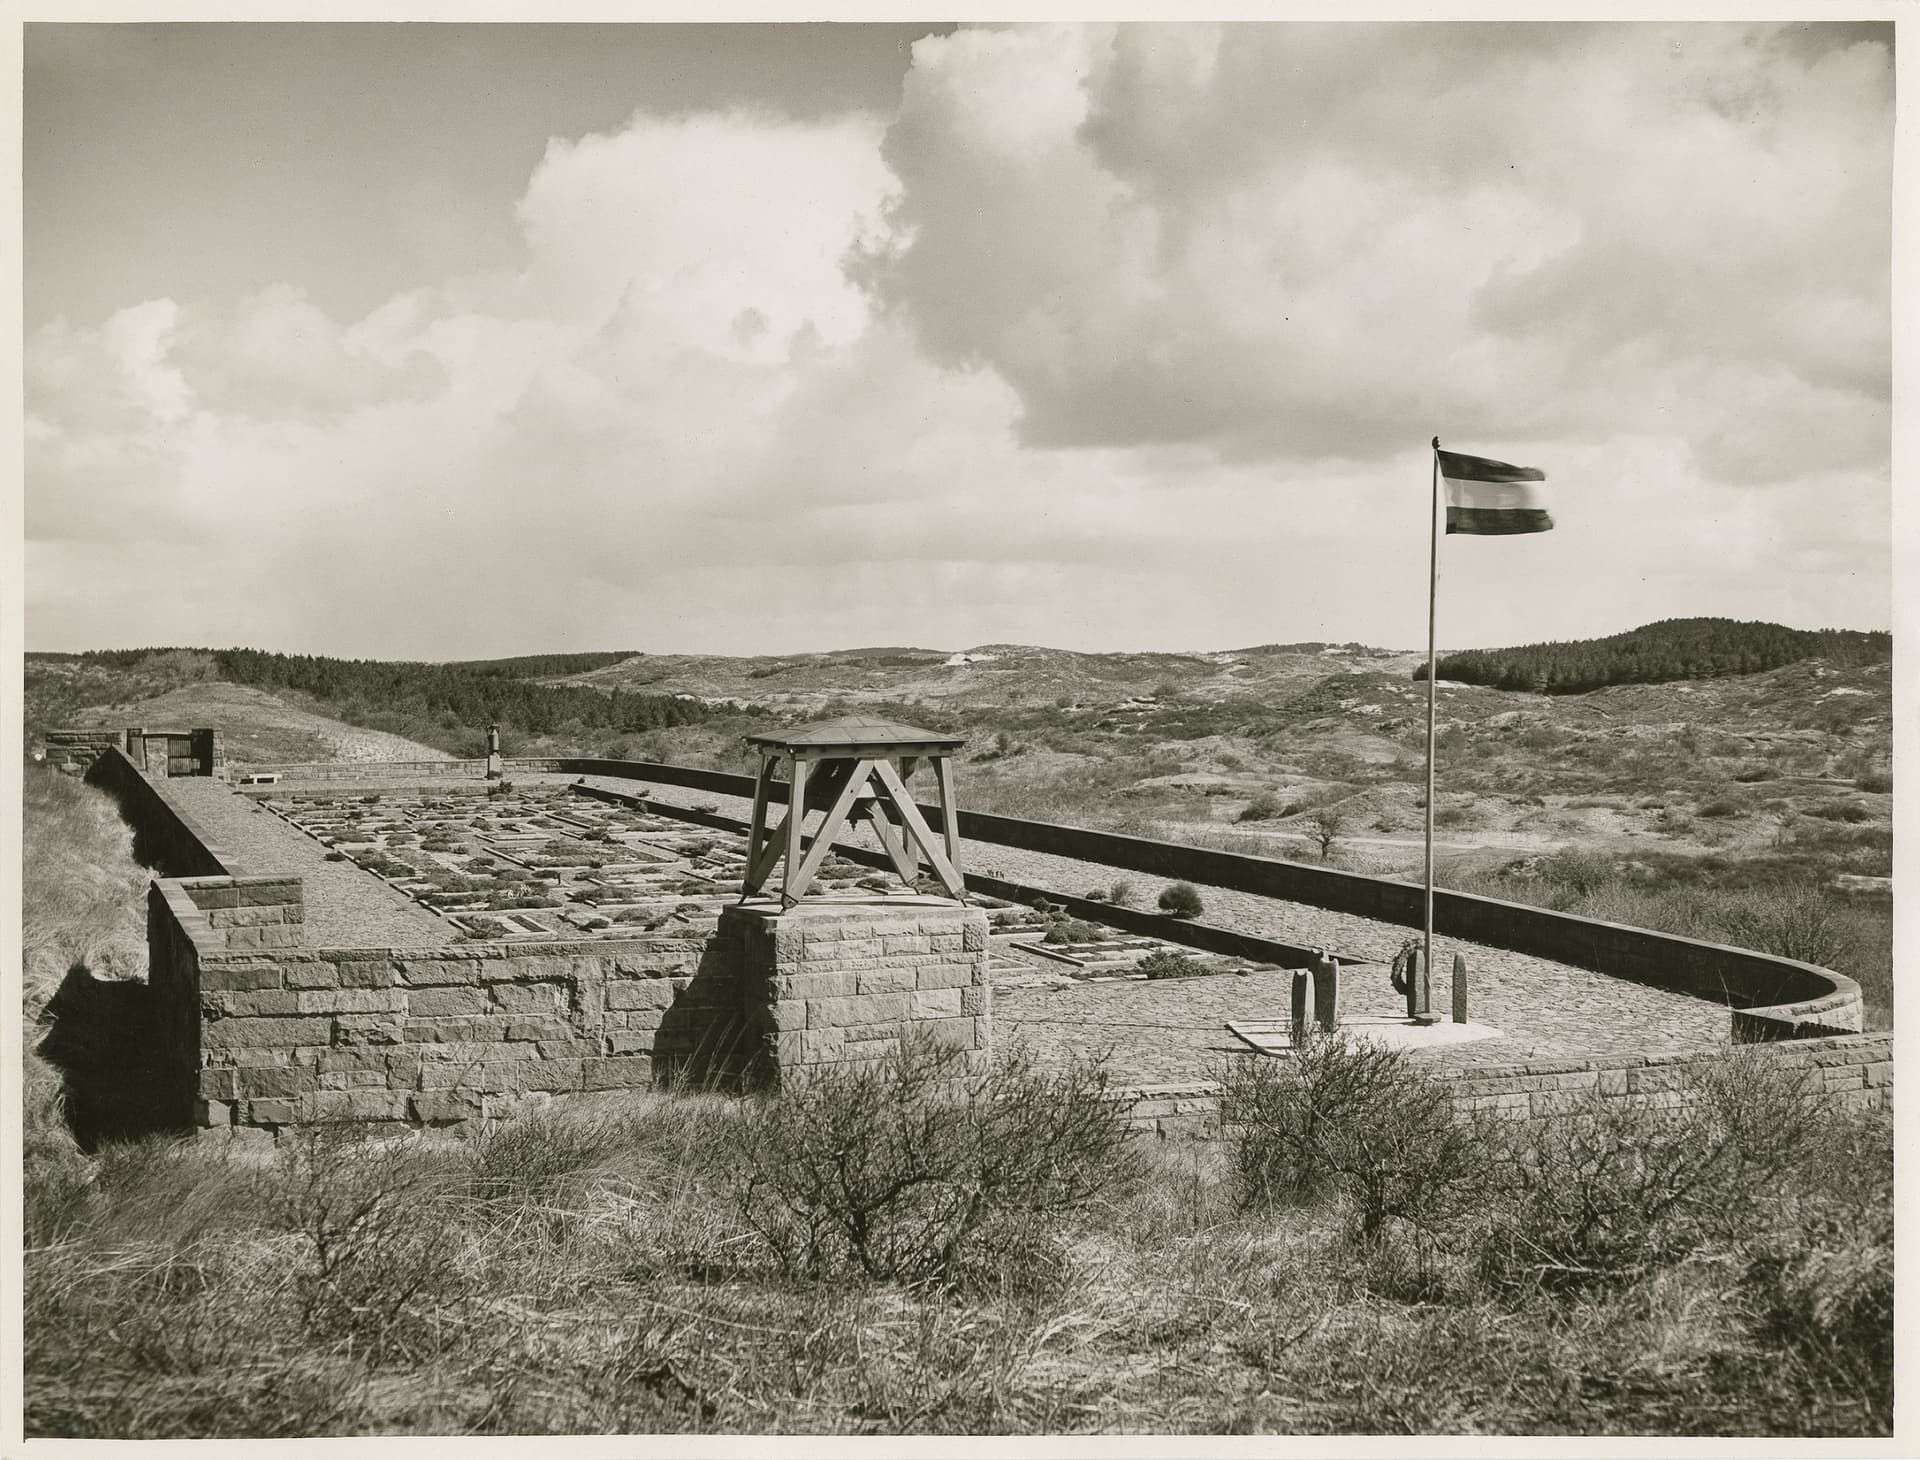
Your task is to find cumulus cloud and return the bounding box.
[868,23,1891,476]
[24,24,1892,657]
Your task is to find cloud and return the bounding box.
[24,24,1893,658]
[867,23,1891,476]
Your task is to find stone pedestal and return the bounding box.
[721,897,991,1087]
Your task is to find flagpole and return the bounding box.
[1425,437,1440,1018]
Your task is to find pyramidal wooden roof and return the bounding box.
[745,715,966,753]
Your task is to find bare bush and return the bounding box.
[1222,1035,1490,1243]
[269,1125,464,1362]
[1479,1051,1823,1292]
[729,1033,1137,1286]
[1709,885,1862,968]
[1236,789,1283,823]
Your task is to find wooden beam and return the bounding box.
[742,751,774,893]
[872,760,965,896]
[932,754,960,873]
[782,759,810,904]
[785,759,877,899]
[742,803,794,894]
[869,801,921,883]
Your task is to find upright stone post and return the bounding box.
[1451,952,1469,1024]
[1311,950,1340,1031]
[486,723,503,781]
[1407,946,1438,1025]
[1290,971,1311,1048]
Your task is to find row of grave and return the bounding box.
[261,783,1279,983]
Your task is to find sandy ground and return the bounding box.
[101,683,454,764]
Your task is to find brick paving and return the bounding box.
[157,780,455,950]
[610,776,1732,1084]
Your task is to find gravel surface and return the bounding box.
[590,775,1733,1083]
[159,780,456,949]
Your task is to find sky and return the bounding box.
[21,20,1896,660]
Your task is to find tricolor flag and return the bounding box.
[1437,448,1553,536]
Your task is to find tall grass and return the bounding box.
[22,766,154,1236]
[1438,847,1892,1027]
[23,1042,1891,1438]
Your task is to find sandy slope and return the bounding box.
[87,682,453,764]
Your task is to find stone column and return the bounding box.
[1311,952,1340,1031]
[486,723,504,781]
[722,896,990,1087]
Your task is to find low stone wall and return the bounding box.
[44,728,123,775]
[87,745,239,877]
[1120,1032,1894,1140]
[232,759,487,782]
[148,877,748,1139]
[147,873,994,1138]
[558,759,1864,1038]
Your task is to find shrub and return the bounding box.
[1697,797,1745,819]
[1222,1035,1488,1243]
[269,1126,463,1363]
[1135,950,1211,980]
[1710,886,1862,968]
[1108,880,1136,907]
[1479,1051,1822,1292]
[728,1034,1136,1286]
[1236,789,1284,823]
[1041,918,1105,946]
[1158,882,1204,920]
[1805,801,1872,823]
[1855,770,1892,794]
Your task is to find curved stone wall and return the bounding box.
[555,758,1864,1039]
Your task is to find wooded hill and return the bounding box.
[1419,618,1891,695]
[35,648,715,745]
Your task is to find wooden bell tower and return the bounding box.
[740,716,967,905]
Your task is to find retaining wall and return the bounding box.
[44,728,123,775]
[554,759,1864,1038]
[87,746,238,877]
[1123,1031,1894,1140]
[148,875,749,1140]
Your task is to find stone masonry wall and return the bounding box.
[147,872,750,1141]
[44,728,123,775]
[1121,1031,1894,1141]
[723,899,991,1085]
